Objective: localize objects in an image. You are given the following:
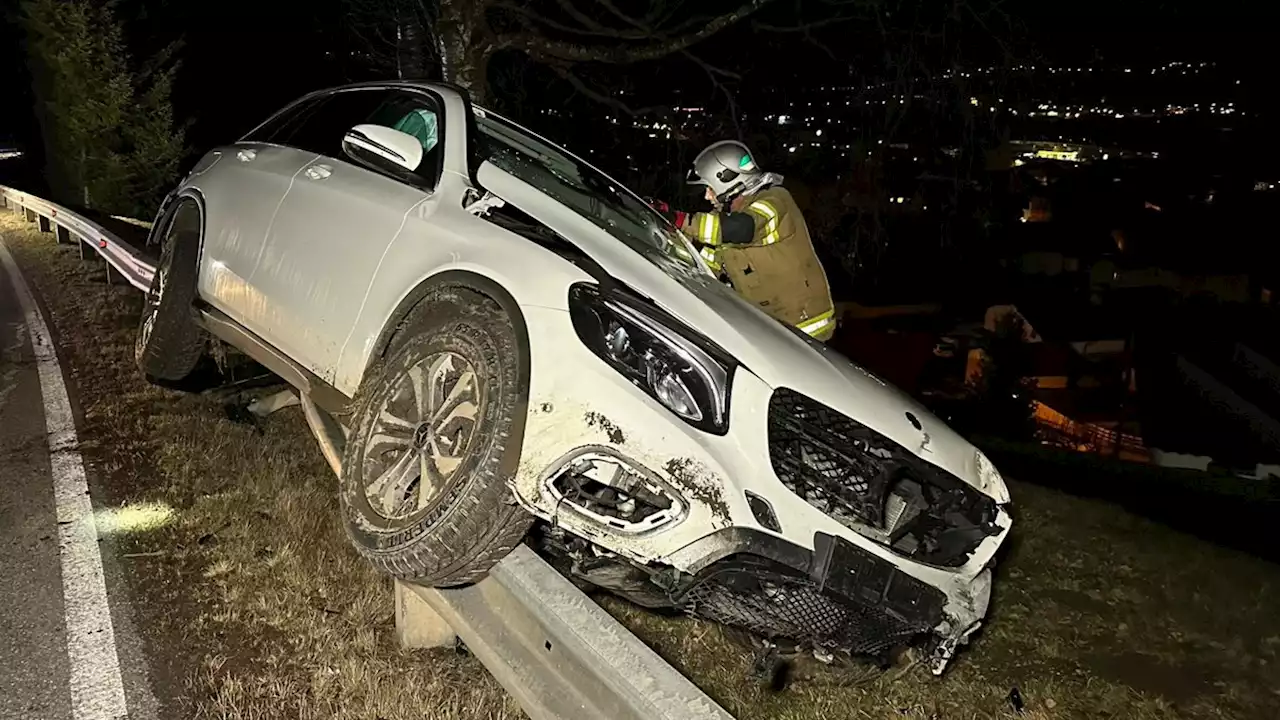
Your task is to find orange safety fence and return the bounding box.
[1032,401,1150,463]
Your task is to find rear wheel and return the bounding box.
[340,286,532,586]
[135,199,205,381]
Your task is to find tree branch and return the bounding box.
[594,0,651,30]
[551,0,615,32]
[752,15,856,32]
[682,50,741,80]
[495,2,653,39]
[548,64,668,116]
[684,52,744,140]
[500,0,780,64]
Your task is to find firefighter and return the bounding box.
[667,140,836,342]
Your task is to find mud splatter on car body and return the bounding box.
[664,457,730,525]
[584,411,625,444]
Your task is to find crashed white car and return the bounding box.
[135,82,1011,672]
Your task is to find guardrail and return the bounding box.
[0,183,735,720]
[0,185,154,292]
[417,545,733,720]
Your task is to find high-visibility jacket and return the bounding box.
[679,186,836,342]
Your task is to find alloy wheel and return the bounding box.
[362,352,485,520]
[137,245,170,357]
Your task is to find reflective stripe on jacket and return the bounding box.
[679,212,725,271]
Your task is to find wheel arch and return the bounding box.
[365,268,532,398]
[359,268,534,488]
[134,189,210,383]
[147,188,206,249]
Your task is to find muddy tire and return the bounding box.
[340,286,532,587]
[135,199,205,381]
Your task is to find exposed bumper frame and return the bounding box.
[668,526,994,674]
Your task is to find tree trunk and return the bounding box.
[448,48,491,105]
[396,17,428,79]
[435,0,490,104]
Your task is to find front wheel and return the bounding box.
[135,198,205,381]
[339,286,532,586]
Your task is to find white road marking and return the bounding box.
[0,237,129,719]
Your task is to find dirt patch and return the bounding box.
[1039,586,1115,617]
[1086,651,1220,707]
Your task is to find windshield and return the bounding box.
[472,108,701,275]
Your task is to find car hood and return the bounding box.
[478,163,985,489]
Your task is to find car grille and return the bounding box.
[767,387,901,528]
[766,388,1000,569]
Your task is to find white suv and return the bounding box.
[135,82,1011,673]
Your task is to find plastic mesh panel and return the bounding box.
[677,561,926,656]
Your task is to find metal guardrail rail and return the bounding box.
[0,186,155,292]
[419,545,733,720]
[0,184,735,720]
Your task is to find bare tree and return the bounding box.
[342,0,785,104]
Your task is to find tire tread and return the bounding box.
[340,286,532,587]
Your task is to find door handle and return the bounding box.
[304,164,333,181]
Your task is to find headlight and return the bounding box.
[569,283,735,434]
[974,450,1011,505]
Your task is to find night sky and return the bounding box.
[2,0,1277,154]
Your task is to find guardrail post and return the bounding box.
[25,207,37,223]
[395,580,457,649]
[104,261,114,286]
[56,225,72,245]
[38,215,52,233]
[78,237,87,260]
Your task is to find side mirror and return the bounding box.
[342,124,424,173]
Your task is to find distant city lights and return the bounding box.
[1036,149,1080,162]
[544,60,1242,177]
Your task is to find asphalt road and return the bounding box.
[0,234,71,719]
[0,236,157,720]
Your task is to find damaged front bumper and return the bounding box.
[666,528,997,674]
[926,567,991,674]
[513,304,1008,672]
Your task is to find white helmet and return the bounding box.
[687,140,768,203]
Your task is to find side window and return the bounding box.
[278,88,444,190]
[279,89,386,159]
[241,95,324,145]
[363,91,444,188]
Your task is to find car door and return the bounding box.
[245,86,445,382]
[195,94,326,326]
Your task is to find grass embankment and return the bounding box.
[979,437,1280,563]
[5,208,1280,719]
[2,212,522,719]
